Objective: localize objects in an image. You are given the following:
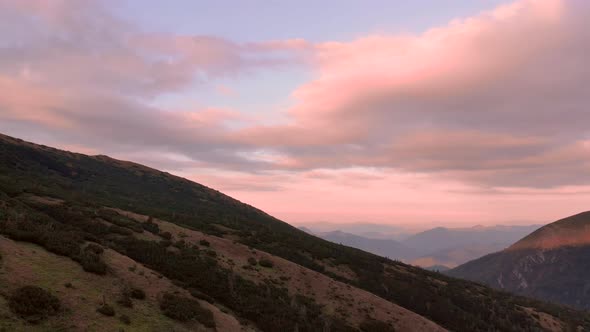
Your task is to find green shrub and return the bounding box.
[247,257,257,266]
[189,288,214,304]
[130,287,146,300]
[117,292,133,308]
[142,217,159,234]
[44,232,81,257]
[360,319,395,332]
[77,251,107,275]
[108,225,132,236]
[159,293,215,327]
[97,304,115,316]
[259,258,274,268]
[84,243,104,255]
[199,239,210,247]
[173,240,186,249]
[119,314,131,325]
[9,286,61,323]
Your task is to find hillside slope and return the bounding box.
[0,235,247,332]
[1,132,590,331]
[449,212,590,309]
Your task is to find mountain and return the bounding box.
[402,225,541,267]
[1,132,589,331]
[409,242,509,269]
[402,225,542,257]
[320,231,414,260]
[297,226,314,234]
[298,222,411,240]
[449,211,590,310]
[423,265,450,272]
[318,225,540,269]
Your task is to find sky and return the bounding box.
[1,0,589,228]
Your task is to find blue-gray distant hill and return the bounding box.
[318,224,541,268]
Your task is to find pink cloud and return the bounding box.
[2,0,590,226]
[0,76,70,127]
[223,0,590,188]
[186,167,590,225]
[215,85,237,97]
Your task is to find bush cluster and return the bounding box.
[159,293,215,328]
[9,286,61,323]
[96,303,115,316]
[130,287,146,300]
[258,258,274,268]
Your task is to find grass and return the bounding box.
[0,236,194,332]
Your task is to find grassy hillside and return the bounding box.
[1,133,590,331]
[0,235,241,332]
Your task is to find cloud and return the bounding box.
[1,0,589,196]
[0,0,305,171]
[226,0,590,187]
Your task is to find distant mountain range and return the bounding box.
[319,230,415,260]
[312,224,540,269]
[449,211,590,309]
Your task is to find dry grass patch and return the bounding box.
[0,235,247,332]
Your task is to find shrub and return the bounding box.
[9,286,61,323]
[199,239,210,247]
[96,304,115,316]
[117,293,133,308]
[159,293,215,327]
[247,257,257,266]
[44,233,81,257]
[360,319,395,332]
[259,258,274,268]
[142,218,159,234]
[160,231,172,240]
[84,243,104,255]
[173,240,186,249]
[130,287,146,300]
[78,251,107,275]
[189,288,214,304]
[119,314,131,325]
[108,225,132,236]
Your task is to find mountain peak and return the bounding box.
[509,211,590,250]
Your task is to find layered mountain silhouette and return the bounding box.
[317,225,540,269]
[449,211,590,309]
[0,132,589,331]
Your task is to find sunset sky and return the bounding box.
[1,0,589,227]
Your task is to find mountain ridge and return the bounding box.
[315,224,540,268]
[449,211,590,310]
